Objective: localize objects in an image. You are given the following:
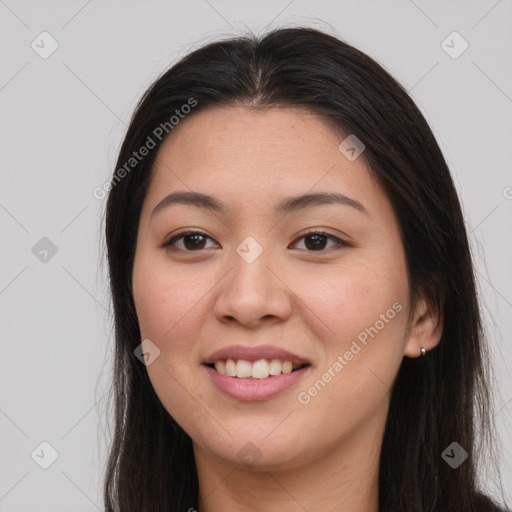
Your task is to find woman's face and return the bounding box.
[132,105,421,470]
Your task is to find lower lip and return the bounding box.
[203,364,311,401]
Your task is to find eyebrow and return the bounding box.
[150,190,367,219]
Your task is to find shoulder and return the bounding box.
[473,491,510,512]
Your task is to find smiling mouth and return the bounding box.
[204,360,310,380]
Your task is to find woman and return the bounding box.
[102,26,509,511]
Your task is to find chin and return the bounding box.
[198,431,313,471]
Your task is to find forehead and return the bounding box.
[143,105,386,218]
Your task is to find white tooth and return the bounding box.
[269,359,282,375]
[236,359,252,378]
[225,358,237,377]
[282,361,293,374]
[214,360,226,375]
[252,359,270,379]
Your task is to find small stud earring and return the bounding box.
[420,347,426,357]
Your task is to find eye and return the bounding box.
[290,230,350,252]
[161,230,218,251]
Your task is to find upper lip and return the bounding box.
[202,345,311,365]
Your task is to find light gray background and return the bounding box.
[0,1,511,510]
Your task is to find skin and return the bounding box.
[132,105,443,512]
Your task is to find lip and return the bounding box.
[202,344,310,365]
[203,364,311,401]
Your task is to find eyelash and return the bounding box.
[161,229,351,253]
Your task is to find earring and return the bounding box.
[420,347,426,357]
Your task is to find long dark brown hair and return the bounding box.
[102,26,509,511]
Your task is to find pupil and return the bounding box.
[185,234,206,250]
[305,234,326,250]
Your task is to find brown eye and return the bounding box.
[182,233,207,250]
[162,231,217,251]
[304,234,329,250]
[291,231,349,252]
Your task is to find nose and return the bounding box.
[212,247,292,329]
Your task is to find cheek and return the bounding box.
[295,270,408,436]
[132,253,221,381]
[132,254,202,341]
[302,253,409,342]
[297,248,410,399]
[132,258,211,428]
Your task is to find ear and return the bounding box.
[403,293,444,358]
